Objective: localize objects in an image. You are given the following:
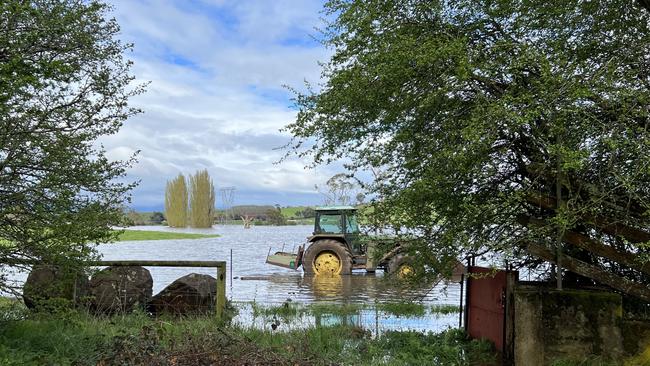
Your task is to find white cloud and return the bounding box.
[99,0,337,209]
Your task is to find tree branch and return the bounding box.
[526,241,650,303]
[518,215,650,276]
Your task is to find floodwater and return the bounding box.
[4,224,464,333]
[104,225,462,305]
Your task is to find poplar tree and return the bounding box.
[164,174,188,227]
[189,169,216,228]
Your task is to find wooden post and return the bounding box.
[503,270,517,366]
[459,274,464,328]
[216,262,226,321]
[556,132,564,290]
[464,258,472,332]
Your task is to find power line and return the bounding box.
[219,187,236,223]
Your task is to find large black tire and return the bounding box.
[386,254,413,276]
[302,239,353,275]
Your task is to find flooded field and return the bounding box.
[4,224,464,333]
[99,225,462,305]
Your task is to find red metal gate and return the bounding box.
[466,266,517,362]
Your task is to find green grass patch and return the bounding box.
[0,302,499,366]
[430,304,461,315]
[250,302,365,319]
[308,302,365,317]
[280,206,312,218]
[550,357,621,366]
[114,230,219,241]
[377,302,427,317]
[251,301,301,321]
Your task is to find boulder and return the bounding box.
[23,265,89,309]
[148,273,217,315]
[89,266,153,313]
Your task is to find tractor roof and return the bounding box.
[315,205,357,211]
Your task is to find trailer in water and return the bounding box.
[265,245,304,270]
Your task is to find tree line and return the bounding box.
[165,170,216,228]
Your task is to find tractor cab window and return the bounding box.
[346,214,359,234]
[318,213,343,234]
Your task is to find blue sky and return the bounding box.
[100,0,341,211]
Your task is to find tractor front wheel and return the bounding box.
[387,254,415,279]
[302,240,353,276]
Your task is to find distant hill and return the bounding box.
[230,205,276,218]
[215,205,315,220]
[280,206,315,219]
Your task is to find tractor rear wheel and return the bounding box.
[302,239,353,276]
[387,254,415,279]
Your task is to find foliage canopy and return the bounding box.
[0,0,142,292]
[286,0,650,292]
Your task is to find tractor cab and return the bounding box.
[311,206,361,255]
[266,206,365,274]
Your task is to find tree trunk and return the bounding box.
[517,215,650,276]
[526,194,650,244]
[525,241,650,303]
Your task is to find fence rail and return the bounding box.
[7,259,228,320]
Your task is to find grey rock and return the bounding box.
[23,265,89,309]
[148,273,217,315]
[89,266,152,313]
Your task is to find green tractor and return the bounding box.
[266,206,413,276]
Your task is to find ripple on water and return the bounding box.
[3,225,462,306]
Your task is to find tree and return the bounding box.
[316,173,361,206]
[189,169,215,228]
[0,0,142,293]
[299,207,316,219]
[125,210,146,226]
[164,174,188,227]
[149,212,165,225]
[286,0,650,298]
[266,207,287,226]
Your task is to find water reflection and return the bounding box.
[4,225,461,308]
[3,224,465,333]
[304,275,348,300]
[292,274,443,303]
[234,301,460,336]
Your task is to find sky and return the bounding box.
[100,0,339,211]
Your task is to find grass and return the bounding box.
[250,302,365,323]
[430,304,462,315]
[251,301,301,321]
[0,301,498,366]
[550,357,622,366]
[308,302,365,317]
[114,230,220,241]
[0,230,220,246]
[280,206,312,219]
[376,302,427,317]
[249,301,458,321]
